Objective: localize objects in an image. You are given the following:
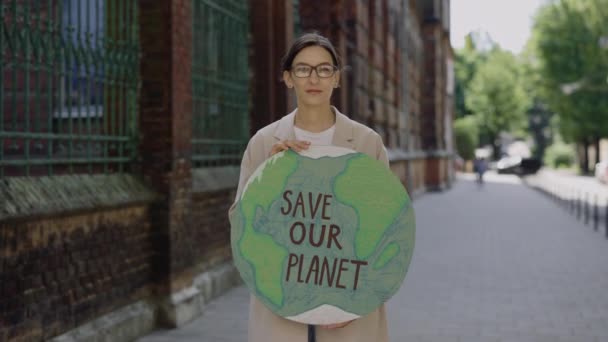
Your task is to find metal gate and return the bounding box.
[0,0,139,177]
[192,0,249,167]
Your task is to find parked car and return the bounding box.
[595,161,608,184]
[496,156,522,174]
[496,156,541,175]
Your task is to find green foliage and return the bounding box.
[531,0,608,142]
[544,142,577,168]
[454,116,479,160]
[454,34,498,119]
[465,49,530,156]
[518,32,556,161]
[455,35,484,118]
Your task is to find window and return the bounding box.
[191,0,249,168]
[1,0,139,177]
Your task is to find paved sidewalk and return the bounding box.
[525,168,608,206]
[139,175,608,342]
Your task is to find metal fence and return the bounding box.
[1,0,139,177]
[192,0,249,167]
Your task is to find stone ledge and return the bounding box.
[47,262,243,341]
[0,173,159,222]
[157,261,243,327]
[48,300,156,342]
[409,186,428,200]
[192,166,240,193]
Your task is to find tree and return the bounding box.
[520,39,555,161]
[454,33,491,118]
[531,0,608,173]
[454,116,479,160]
[465,49,530,159]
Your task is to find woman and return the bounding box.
[230,32,390,342]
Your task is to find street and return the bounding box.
[139,173,608,342]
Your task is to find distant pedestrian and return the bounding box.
[473,157,487,184]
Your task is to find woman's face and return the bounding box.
[283,46,340,107]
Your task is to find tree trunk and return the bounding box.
[580,138,590,175]
[594,136,601,166]
[490,132,500,161]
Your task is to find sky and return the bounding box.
[450,0,548,54]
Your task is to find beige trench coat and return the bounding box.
[229,106,390,342]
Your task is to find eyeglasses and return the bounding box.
[290,63,338,78]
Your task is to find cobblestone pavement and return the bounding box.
[139,174,608,342]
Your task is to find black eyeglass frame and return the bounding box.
[289,63,339,78]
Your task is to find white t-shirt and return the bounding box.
[294,125,336,146]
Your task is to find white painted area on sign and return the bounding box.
[286,304,360,325]
[298,145,356,159]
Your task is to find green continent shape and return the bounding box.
[373,242,400,269]
[239,151,299,306]
[334,154,407,260]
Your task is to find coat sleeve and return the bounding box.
[228,133,265,217]
[374,133,389,168]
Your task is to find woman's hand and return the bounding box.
[319,319,354,329]
[270,140,311,156]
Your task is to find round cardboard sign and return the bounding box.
[229,146,415,325]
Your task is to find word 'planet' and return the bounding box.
[229,146,415,325]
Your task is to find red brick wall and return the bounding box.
[297,0,350,114]
[421,23,439,151]
[249,0,295,133]
[191,190,234,263]
[297,0,455,192]
[347,0,371,124]
[2,0,242,338]
[138,0,174,294]
[406,0,423,151]
[421,16,452,187]
[138,0,199,295]
[0,206,154,341]
[298,0,404,150]
[0,2,455,340]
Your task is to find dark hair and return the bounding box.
[281,32,342,71]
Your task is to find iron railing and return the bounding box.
[192,0,249,167]
[1,0,139,177]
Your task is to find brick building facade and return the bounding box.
[1,0,454,340]
[251,0,454,194]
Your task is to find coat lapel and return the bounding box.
[331,107,356,150]
[272,106,356,151]
[272,109,297,142]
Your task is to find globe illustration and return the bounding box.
[229,146,415,325]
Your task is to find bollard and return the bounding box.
[570,188,575,214]
[606,199,608,239]
[577,191,582,220]
[584,193,590,225]
[554,186,557,203]
[573,188,577,215]
[594,194,599,231]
